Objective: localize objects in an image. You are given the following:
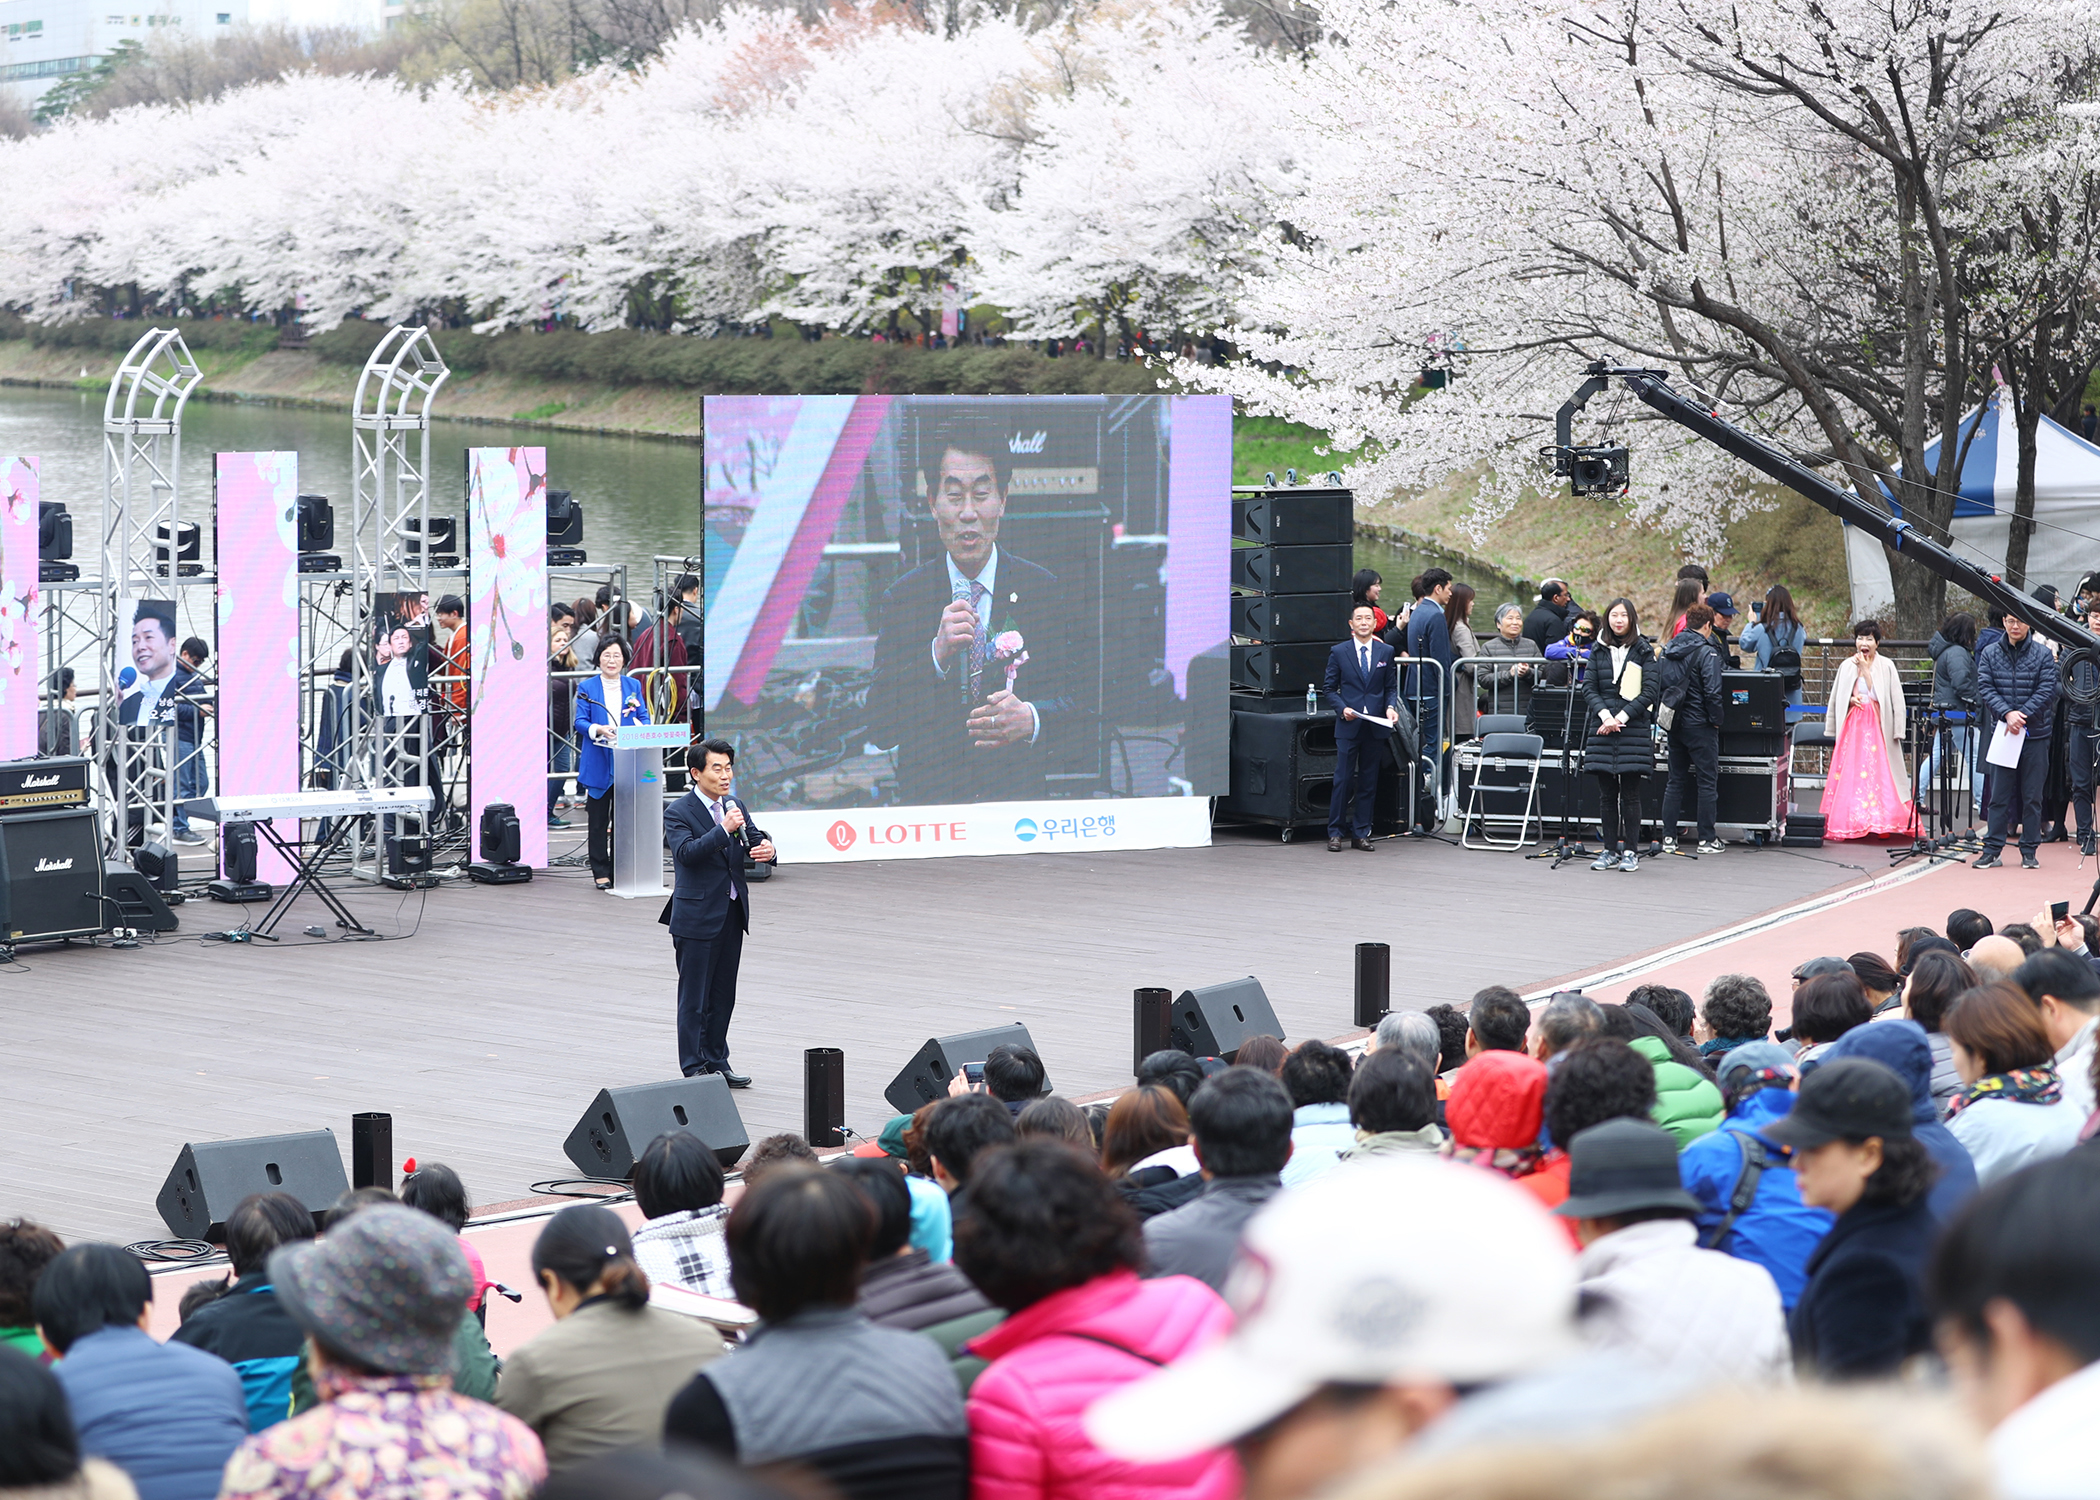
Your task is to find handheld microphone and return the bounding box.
[117,667,137,691]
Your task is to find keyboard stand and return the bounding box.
[246,817,375,939]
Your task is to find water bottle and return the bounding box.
[1305,684,1318,716]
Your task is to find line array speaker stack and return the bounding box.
[1221,487,1396,835]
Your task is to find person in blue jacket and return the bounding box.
[168,1192,314,1432]
[1678,1042,1832,1310]
[574,635,650,890]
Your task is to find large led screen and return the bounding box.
[704,395,1231,814]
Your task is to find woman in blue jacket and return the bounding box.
[574,636,649,889]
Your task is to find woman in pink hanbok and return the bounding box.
[1824,620,1914,839]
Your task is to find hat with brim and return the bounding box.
[271,1204,470,1376]
[1758,1057,1913,1152]
[1551,1118,1704,1219]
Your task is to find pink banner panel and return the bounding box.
[213,452,301,882]
[467,446,549,869]
[0,458,39,761]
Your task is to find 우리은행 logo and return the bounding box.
[1013,818,1038,843]
[826,820,857,851]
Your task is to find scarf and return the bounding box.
[1442,1140,1546,1178]
[1948,1065,2063,1116]
[1699,1036,1765,1060]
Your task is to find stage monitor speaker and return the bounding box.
[1231,490,1354,546]
[1230,593,1354,644]
[1171,977,1283,1061]
[1231,643,1332,696]
[804,1048,845,1149]
[156,1130,350,1241]
[103,862,179,932]
[0,808,105,944]
[563,1076,750,1177]
[1230,545,1354,595]
[883,1023,1052,1115]
[1721,671,1787,734]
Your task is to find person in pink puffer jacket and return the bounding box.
[956,1140,1238,1500]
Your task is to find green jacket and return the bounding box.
[1630,1035,1724,1147]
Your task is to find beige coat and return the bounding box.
[1827,653,1909,783]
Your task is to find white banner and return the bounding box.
[756,797,1212,864]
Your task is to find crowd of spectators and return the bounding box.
[4,913,2100,1500]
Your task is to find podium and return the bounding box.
[609,723,688,899]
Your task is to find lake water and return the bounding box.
[1353,532,1523,615]
[0,384,702,597]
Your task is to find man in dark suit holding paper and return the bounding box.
[1325,604,1400,851]
[662,738,775,1086]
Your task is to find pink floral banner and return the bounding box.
[467,447,549,868]
[0,457,40,761]
[213,452,300,883]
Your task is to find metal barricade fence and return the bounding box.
[548,663,703,809]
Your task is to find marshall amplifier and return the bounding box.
[0,757,91,813]
[0,808,105,944]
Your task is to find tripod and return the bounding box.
[1527,672,1601,867]
[1890,704,1976,867]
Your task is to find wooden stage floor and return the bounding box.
[6,825,1882,1244]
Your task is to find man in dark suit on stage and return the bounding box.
[662,737,775,1087]
[867,412,1077,804]
[1324,604,1399,851]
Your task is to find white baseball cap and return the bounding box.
[1085,1156,1578,1463]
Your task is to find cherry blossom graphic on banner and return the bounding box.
[467,447,549,869]
[0,457,40,761]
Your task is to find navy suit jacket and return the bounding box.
[660,789,766,941]
[1324,637,1399,742]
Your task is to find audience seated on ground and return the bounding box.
[1089,1155,1680,1500]
[1100,1085,1202,1218]
[827,1156,991,1335]
[219,1204,546,1500]
[497,1204,725,1473]
[1013,1095,1094,1148]
[1968,934,2028,984]
[1696,974,1773,1060]
[1902,949,1976,1113]
[979,1045,1047,1116]
[1530,993,1601,1063]
[0,1344,138,1500]
[1231,1034,1288,1074]
[957,1140,1237,1500]
[1341,1049,1444,1160]
[1825,1018,1979,1221]
[663,1167,969,1500]
[1143,1068,1294,1292]
[1928,1151,2100,1500]
[1558,1118,1789,1385]
[1530,1039,1660,1226]
[1279,1040,1358,1186]
[1466,987,1533,1056]
[0,1217,63,1361]
[166,1192,313,1433]
[1942,981,2084,1185]
[1947,907,1995,951]
[36,1244,248,1500]
[1677,1043,1832,1310]
[922,1095,1018,1202]
[1604,1002,1722,1146]
[1763,1058,1940,1380]
[742,1134,819,1188]
[628,1129,735,1300]
[1443,1049,1551,1181]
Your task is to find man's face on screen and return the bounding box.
[131,618,175,679]
[931,447,1004,575]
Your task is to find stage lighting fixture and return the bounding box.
[136,839,179,894]
[154,521,203,578]
[547,489,587,566]
[206,821,273,903]
[39,501,78,582]
[405,516,459,567]
[468,802,531,885]
[294,494,342,573]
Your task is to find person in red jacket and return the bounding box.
[956,1141,1237,1500]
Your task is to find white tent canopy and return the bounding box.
[1844,391,2100,621]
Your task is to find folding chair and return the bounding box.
[1476,714,1527,737]
[1461,731,1546,849]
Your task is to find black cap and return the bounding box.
[1553,1118,1703,1219]
[1761,1058,1914,1151]
[1791,956,1851,983]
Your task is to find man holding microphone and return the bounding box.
[1325,604,1399,851]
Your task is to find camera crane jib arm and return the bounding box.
[1563,361,2100,673]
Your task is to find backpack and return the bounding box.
[1769,647,1803,695]
[1653,646,1690,732]
[1697,1134,1771,1251]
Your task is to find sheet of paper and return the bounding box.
[1987,721,2026,769]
